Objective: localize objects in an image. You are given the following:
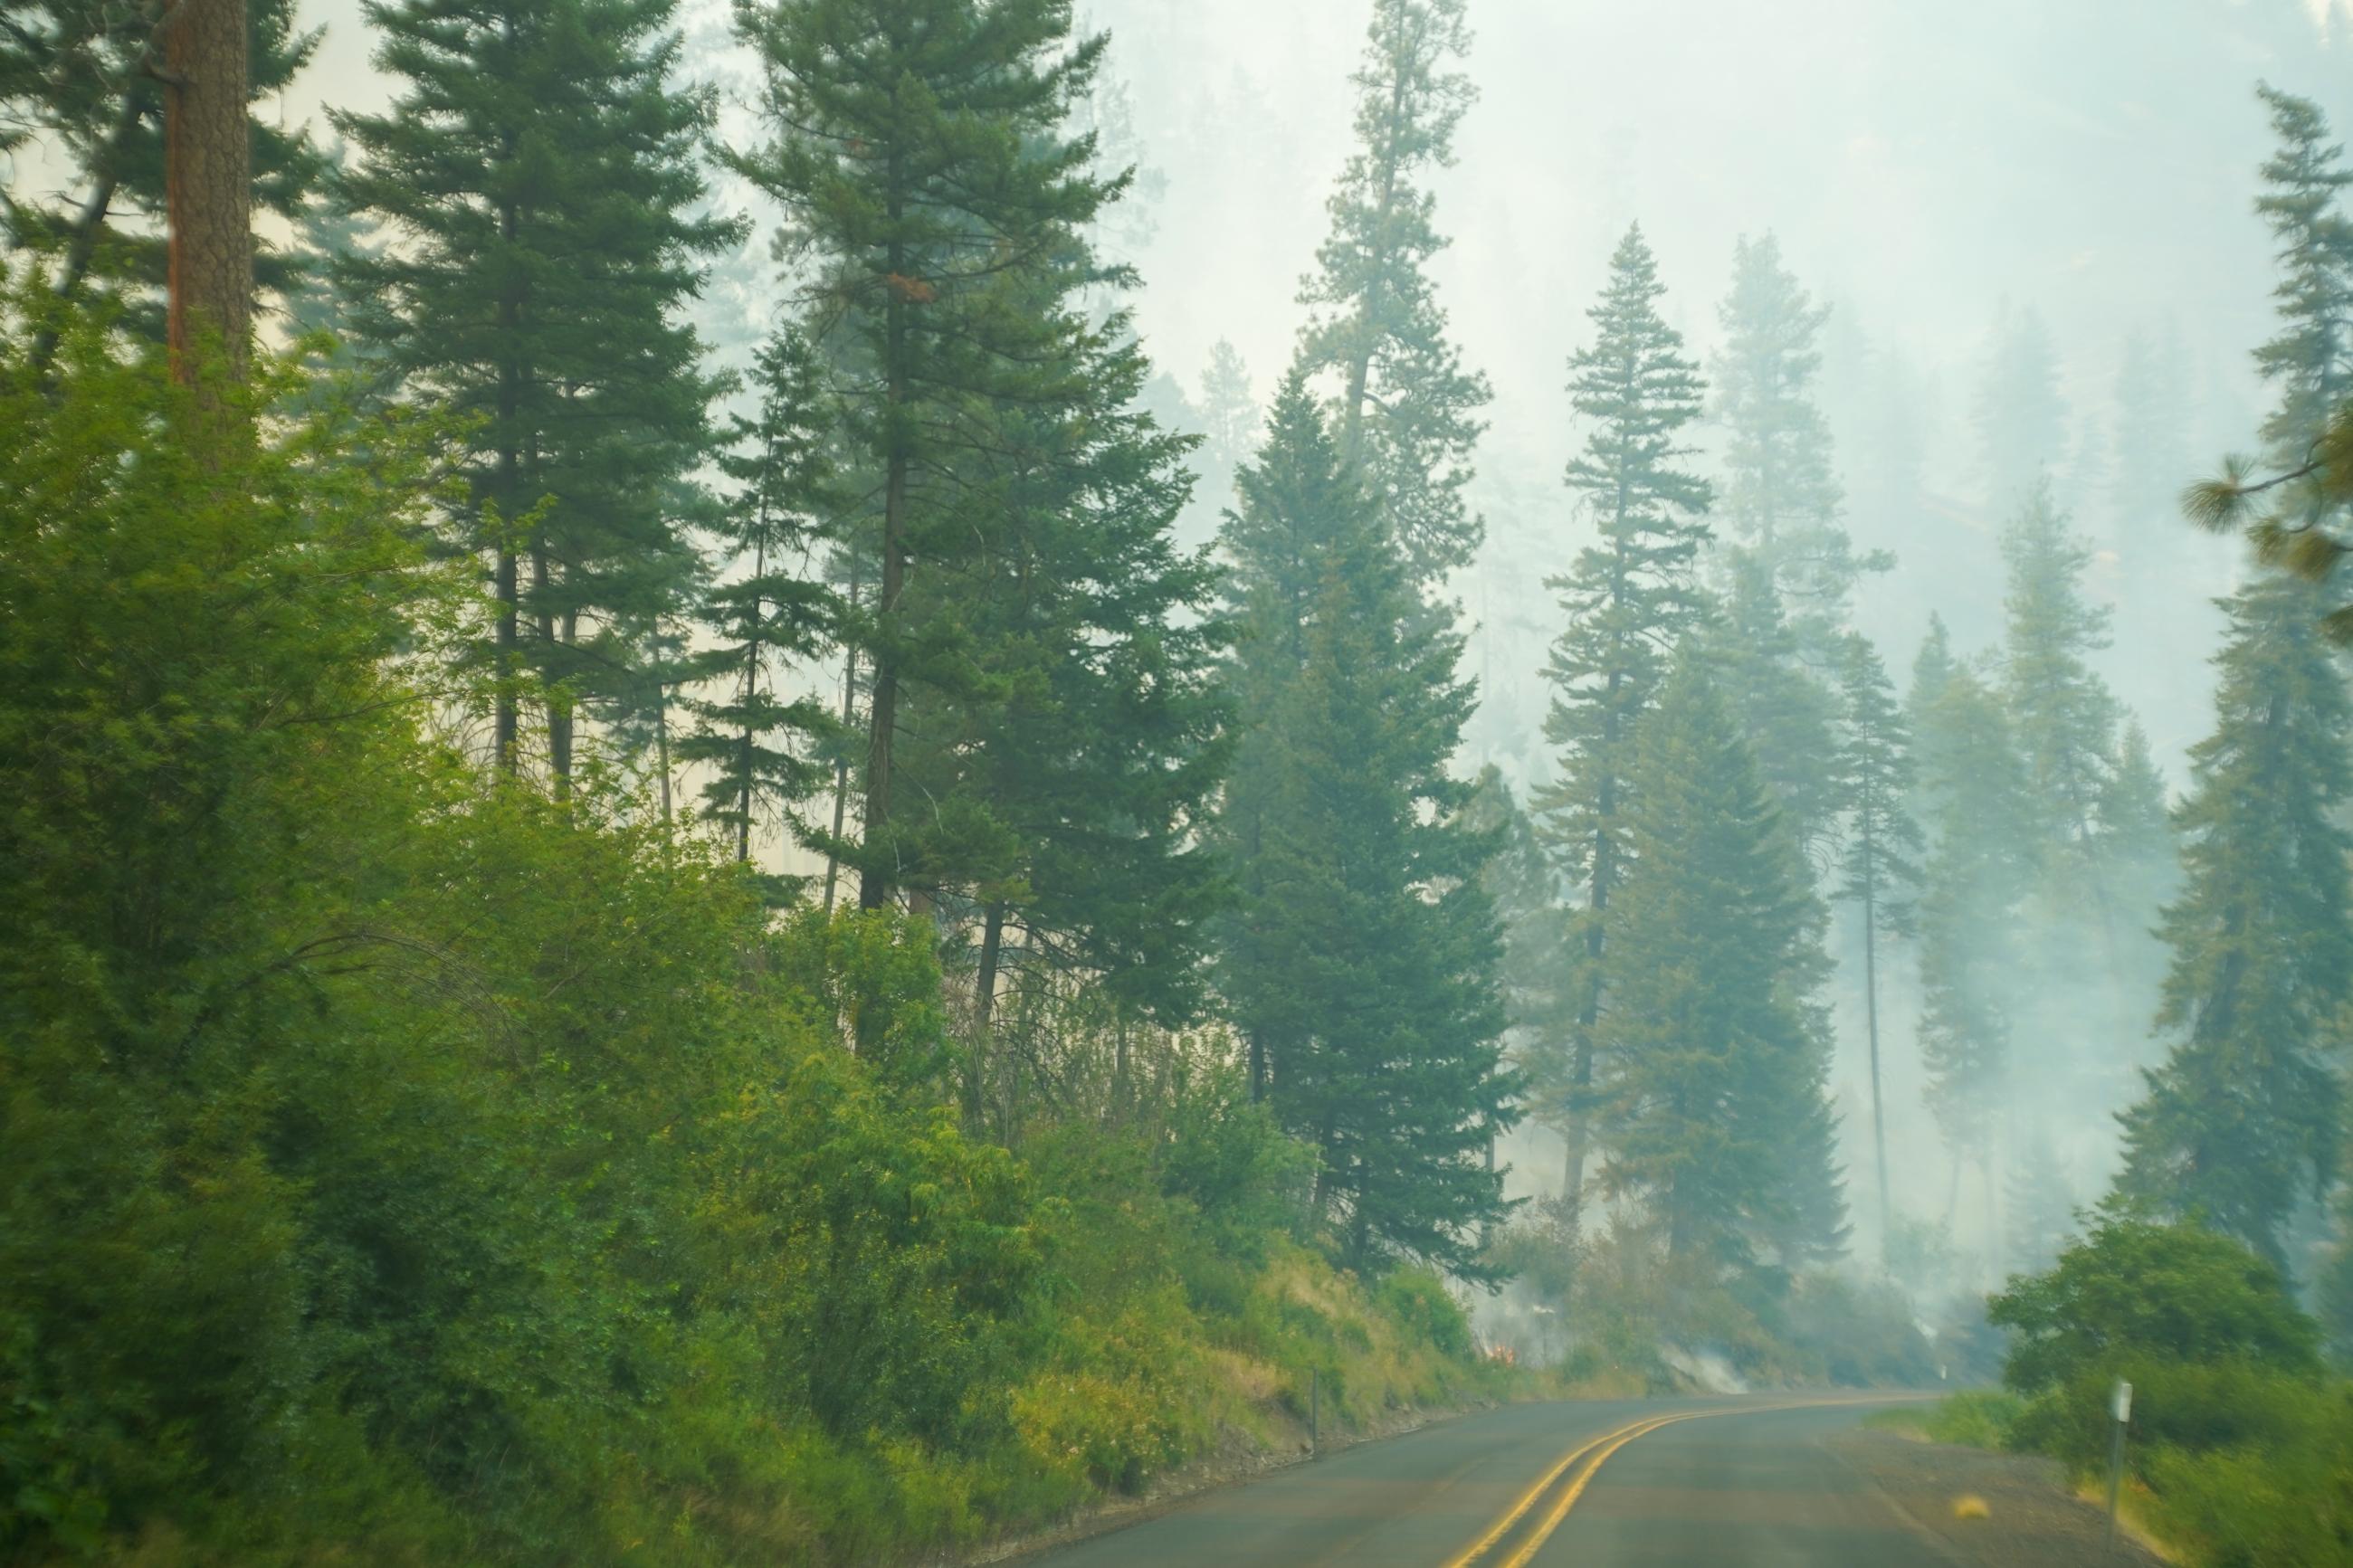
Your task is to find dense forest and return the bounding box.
[6,0,2353,1563]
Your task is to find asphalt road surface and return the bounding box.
[1027,1394,2045,1567]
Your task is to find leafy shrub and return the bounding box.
[1990,1219,2322,1396]
[1922,1390,2025,1449]
[1378,1269,1475,1362]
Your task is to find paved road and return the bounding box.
[1028,1395,1971,1567]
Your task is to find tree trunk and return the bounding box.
[822,565,861,915]
[965,902,1005,1132]
[491,190,522,774]
[858,229,908,913]
[538,555,572,792]
[653,670,674,827]
[163,0,250,393]
[1862,866,1891,1264]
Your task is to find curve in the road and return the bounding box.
[1444,1396,1909,1568]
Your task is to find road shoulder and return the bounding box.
[1829,1428,2172,1567]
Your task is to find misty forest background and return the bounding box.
[9,0,2353,1563]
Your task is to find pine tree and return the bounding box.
[2109,327,2191,568]
[2181,88,2353,641]
[2098,719,2178,938]
[730,0,1117,909]
[2251,83,2353,462]
[1974,304,2069,509]
[1911,662,2036,1241]
[1215,375,1517,1277]
[1710,233,1888,660]
[1701,553,1844,864]
[1467,765,1577,1173]
[1534,223,1712,1225]
[337,0,736,782]
[2111,577,2353,1268]
[2001,480,2120,863]
[1594,655,1847,1269]
[1293,0,1491,591]
[677,328,844,879]
[895,297,1233,1041]
[1834,632,1924,1256]
[2,0,323,354]
[1195,338,1260,530]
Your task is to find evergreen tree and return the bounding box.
[2098,719,2179,937]
[2183,88,2353,641]
[1195,338,1260,529]
[895,297,1233,1041]
[730,0,1117,909]
[1215,375,1518,1277]
[2000,480,2121,877]
[677,328,844,879]
[1293,0,1491,591]
[1,0,323,347]
[1593,656,1847,1269]
[1710,233,1888,660]
[337,0,737,781]
[1834,631,1924,1255]
[2109,326,2191,572]
[1467,765,1577,1171]
[1534,223,1712,1224]
[1911,662,2036,1241]
[1974,304,2069,509]
[2112,578,2353,1268]
[1701,553,1844,864]
[2251,83,2353,462]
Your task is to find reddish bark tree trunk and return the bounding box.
[163,0,250,389]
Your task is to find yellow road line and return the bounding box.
[1447,1396,1905,1568]
[1436,1421,1636,1568]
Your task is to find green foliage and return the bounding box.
[2111,577,2353,1265]
[1532,223,1712,1207]
[1293,0,1491,590]
[1592,656,1847,1269]
[1922,1390,2027,1449]
[1986,1221,2353,1567]
[1709,232,1887,662]
[1215,375,1519,1280]
[0,330,1506,1566]
[1990,1220,2322,1398]
[335,0,739,779]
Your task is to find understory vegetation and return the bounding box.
[0,337,1504,1566]
[1901,1220,2353,1568]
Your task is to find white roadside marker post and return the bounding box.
[2106,1379,2132,1549]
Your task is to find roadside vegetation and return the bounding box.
[1893,1220,2353,1568]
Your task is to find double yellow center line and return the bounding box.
[1439,1397,1900,1568]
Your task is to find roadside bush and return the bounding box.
[1988,1219,2353,1567]
[1922,1389,2024,1449]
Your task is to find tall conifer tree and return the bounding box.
[1293,0,1491,591]
[1710,233,1887,661]
[1534,224,1711,1227]
[1834,632,1923,1254]
[679,328,844,879]
[730,0,1118,909]
[2111,578,2353,1268]
[337,0,736,781]
[1594,656,1847,1269]
[1215,375,1517,1276]
[1911,662,2036,1243]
